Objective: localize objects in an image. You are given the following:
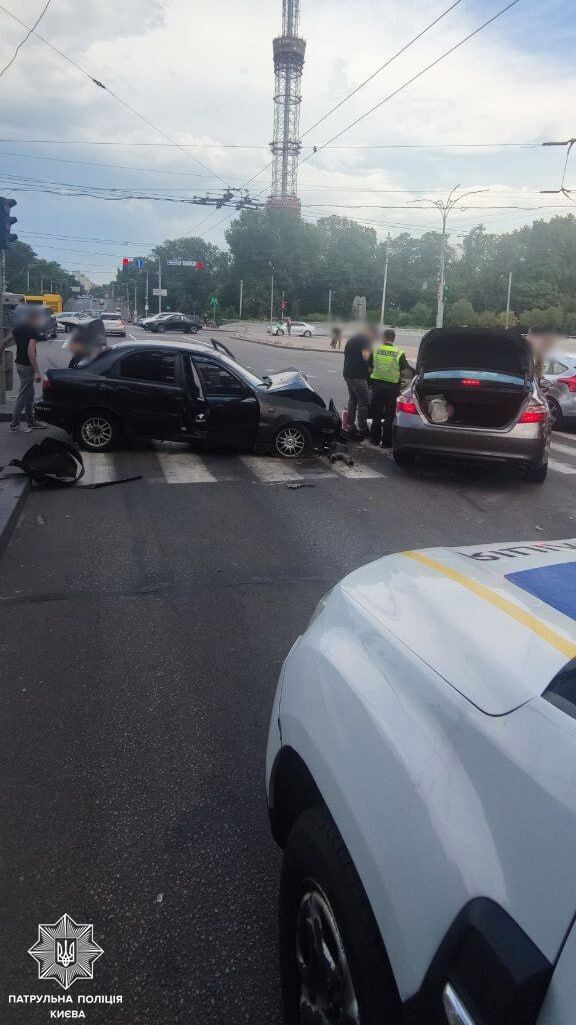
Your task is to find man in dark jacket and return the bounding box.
[343,326,376,437]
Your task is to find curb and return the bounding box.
[227,332,340,355]
[0,476,29,557]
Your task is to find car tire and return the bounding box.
[527,461,548,484]
[303,330,312,337]
[75,410,120,452]
[156,324,165,334]
[280,806,401,1025]
[393,449,415,467]
[273,423,313,459]
[547,397,563,430]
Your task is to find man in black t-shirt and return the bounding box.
[3,307,46,432]
[342,325,376,437]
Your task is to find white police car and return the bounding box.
[266,539,576,1025]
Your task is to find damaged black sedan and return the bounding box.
[35,339,340,457]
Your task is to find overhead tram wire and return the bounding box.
[0,0,53,79]
[0,138,544,149]
[0,4,228,186]
[298,0,522,172]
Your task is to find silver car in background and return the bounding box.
[543,352,576,430]
[101,312,127,338]
[393,327,550,483]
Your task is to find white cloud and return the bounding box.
[0,0,575,281]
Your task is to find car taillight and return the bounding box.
[462,378,481,386]
[519,406,547,423]
[558,375,576,393]
[118,321,125,328]
[42,377,51,391]
[397,397,418,415]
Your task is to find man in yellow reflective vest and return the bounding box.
[369,329,414,446]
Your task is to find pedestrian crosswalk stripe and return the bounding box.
[239,455,306,483]
[550,441,576,458]
[553,430,576,442]
[329,459,385,479]
[548,458,576,475]
[157,450,218,484]
[82,452,118,484]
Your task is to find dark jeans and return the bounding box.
[370,380,400,445]
[11,364,35,427]
[345,378,370,434]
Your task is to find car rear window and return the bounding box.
[102,314,121,321]
[543,660,576,721]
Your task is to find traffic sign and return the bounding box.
[133,257,145,269]
[71,286,81,293]
[153,288,167,297]
[166,260,182,266]
[209,296,219,307]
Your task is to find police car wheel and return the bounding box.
[273,423,312,459]
[279,806,401,1025]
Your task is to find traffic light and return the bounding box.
[0,197,17,250]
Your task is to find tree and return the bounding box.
[446,298,477,326]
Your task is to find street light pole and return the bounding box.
[414,186,488,329]
[158,261,162,314]
[27,265,30,291]
[328,288,332,320]
[269,263,274,332]
[134,281,138,321]
[145,271,149,315]
[379,234,391,327]
[239,279,244,318]
[505,271,513,328]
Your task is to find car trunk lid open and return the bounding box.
[414,328,533,430]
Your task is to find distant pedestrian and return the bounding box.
[369,328,414,447]
[3,306,46,433]
[330,326,342,350]
[343,326,376,438]
[286,316,292,336]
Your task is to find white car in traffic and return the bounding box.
[267,321,315,338]
[266,539,576,1025]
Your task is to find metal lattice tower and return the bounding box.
[267,0,306,211]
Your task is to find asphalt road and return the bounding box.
[1,327,576,1023]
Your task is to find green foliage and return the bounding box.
[98,211,576,333]
[4,240,78,302]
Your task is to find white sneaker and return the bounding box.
[9,423,20,432]
[26,421,47,431]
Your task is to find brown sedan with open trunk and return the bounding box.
[392,327,550,482]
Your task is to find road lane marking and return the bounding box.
[553,430,576,441]
[157,451,218,483]
[549,458,576,475]
[403,551,576,660]
[239,456,308,482]
[550,441,576,458]
[81,452,118,484]
[329,460,385,479]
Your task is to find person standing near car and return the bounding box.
[2,306,46,432]
[286,316,292,336]
[343,325,376,438]
[369,328,414,447]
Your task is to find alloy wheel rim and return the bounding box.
[82,417,112,448]
[548,399,560,427]
[296,886,360,1025]
[276,426,305,457]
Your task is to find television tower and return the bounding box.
[268,0,306,211]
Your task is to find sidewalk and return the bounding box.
[0,421,36,554]
[227,329,341,354]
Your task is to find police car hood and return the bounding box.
[339,539,576,715]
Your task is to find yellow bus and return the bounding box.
[23,293,63,314]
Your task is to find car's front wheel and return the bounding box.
[303,330,312,337]
[273,423,312,459]
[76,410,120,452]
[280,807,401,1025]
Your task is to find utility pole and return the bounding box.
[269,263,274,332]
[415,186,488,329]
[27,265,30,291]
[40,275,44,294]
[239,279,244,318]
[505,272,512,328]
[158,260,162,314]
[328,288,332,319]
[379,234,391,327]
[145,271,149,315]
[133,281,138,321]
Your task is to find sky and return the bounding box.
[0,0,575,284]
